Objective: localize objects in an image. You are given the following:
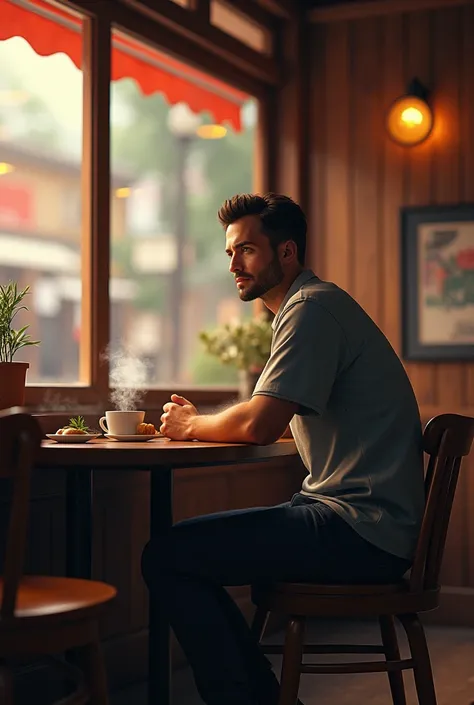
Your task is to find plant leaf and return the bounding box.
[0,281,40,362]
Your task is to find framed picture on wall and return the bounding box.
[401,203,474,361]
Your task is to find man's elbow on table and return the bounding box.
[246,395,298,445]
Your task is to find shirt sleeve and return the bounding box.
[252,300,348,415]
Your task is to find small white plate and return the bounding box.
[104,433,164,442]
[46,433,102,444]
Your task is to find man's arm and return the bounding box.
[160,393,298,444]
[162,300,345,443]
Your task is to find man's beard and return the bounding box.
[237,254,284,302]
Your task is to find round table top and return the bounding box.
[37,437,298,469]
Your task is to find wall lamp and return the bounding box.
[386,78,433,146]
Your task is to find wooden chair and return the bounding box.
[251,413,474,705]
[0,407,117,704]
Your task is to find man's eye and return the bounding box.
[242,247,252,253]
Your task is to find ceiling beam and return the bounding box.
[309,0,473,23]
[223,0,280,28]
[65,0,270,93]
[193,0,210,23]
[256,0,297,19]
[117,0,280,85]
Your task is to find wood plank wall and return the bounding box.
[308,2,474,409]
[307,2,474,614]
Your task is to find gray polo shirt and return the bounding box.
[253,270,425,560]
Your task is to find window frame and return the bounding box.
[21,0,283,411]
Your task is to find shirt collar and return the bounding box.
[271,269,318,330]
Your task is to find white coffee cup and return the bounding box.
[99,410,145,436]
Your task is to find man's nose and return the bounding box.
[229,254,241,273]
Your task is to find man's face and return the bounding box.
[225,215,284,302]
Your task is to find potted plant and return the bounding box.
[199,314,273,399]
[0,282,40,409]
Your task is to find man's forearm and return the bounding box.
[188,401,260,443]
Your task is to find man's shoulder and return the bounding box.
[282,278,354,319]
[276,277,386,359]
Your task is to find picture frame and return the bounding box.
[401,203,474,361]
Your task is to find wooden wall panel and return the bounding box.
[432,8,464,407]
[462,3,474,408]
[381,13,404,352]
[352,17,384,325]
[463,4,474,597]
[310,4,474,410]
[309,3,474,599]
[430,8,467,588]
[308,22,326,273]
[404,10,436,406]
[322,21,351,290]
[274,14,310,213]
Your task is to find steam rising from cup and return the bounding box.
[104,347,150,411]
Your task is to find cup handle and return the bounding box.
[99,416,108,434]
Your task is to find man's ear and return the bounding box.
[279,240,298,263]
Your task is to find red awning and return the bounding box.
[1,0,248,131]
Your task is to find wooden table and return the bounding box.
[36,437,298,705]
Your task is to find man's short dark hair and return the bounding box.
[217,193,307,266]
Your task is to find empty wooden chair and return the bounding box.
[251,413,474,705]
[0,407,117,704]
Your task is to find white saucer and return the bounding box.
[104,433,164,442]
[46,433,102,444]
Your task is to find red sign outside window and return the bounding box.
[0,183,34,229]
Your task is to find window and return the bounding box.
[0,8,84,384]
[110,32,256,387]
[1,0,271,406]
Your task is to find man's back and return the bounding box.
[254,271,425,560]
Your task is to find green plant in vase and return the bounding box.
[199,314,272,399]
[0,282,40,409]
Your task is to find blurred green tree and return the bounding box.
[111,81,255,292]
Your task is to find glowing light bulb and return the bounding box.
[196,124,227,140]
[387,96,433,146]
[401,107,423,127]
[0,162,14,175]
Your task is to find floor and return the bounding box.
[112,618,474,705]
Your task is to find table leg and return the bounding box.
[148,467,173,705]
[66,467,93,579]
[64,467,93,673]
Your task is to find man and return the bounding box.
[141,193,425,705]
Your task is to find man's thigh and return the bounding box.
[149,501,339,587]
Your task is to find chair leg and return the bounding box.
[77,637,109,705]
[379,615,407,705]
[0,662,13,705]
[278,617,305,705]
[399,613,437,705]
[251,606,270,641]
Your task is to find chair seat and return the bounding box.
[253,579,439,617]
[0,575,117,622]
[273,581,406,595]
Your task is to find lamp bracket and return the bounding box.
[407,77,430,102]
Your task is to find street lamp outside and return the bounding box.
[167,102,227,381]
[167,103,201,382]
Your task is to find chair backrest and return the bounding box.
[409,413,474,593]
[0,407,42,618]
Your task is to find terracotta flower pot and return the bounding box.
[0,362,29,410]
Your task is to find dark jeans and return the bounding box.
[141,493,411,705]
